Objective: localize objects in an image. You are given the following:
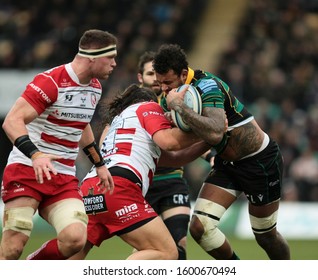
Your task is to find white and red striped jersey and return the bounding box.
[85,101,171,195]
[6,63,102,175]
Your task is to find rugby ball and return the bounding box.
[171,84,202,132]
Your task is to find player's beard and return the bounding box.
[145,82,161,96]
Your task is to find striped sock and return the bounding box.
[26,239,65,260]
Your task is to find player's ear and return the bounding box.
[180,69,188,83]
[137,73,143,84]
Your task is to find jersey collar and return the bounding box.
[185,67,194,84]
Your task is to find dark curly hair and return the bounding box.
[153,44,188,76]
[105,84,158,123]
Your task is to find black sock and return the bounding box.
[177,244,186,260]
[230,251,240,260]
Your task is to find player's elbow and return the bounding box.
[200,129,224,146]
[2,119,7,133]
[2,116,14,136]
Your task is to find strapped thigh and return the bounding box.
[48,198,88,234]
[250,210,278,234]
[3,207,34,236]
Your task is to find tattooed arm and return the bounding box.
[168,93,227,146]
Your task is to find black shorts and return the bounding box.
[204,139,283,205]
[145,177,190,214]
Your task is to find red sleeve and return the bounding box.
[21,73,58,115]
[136,101,172,136]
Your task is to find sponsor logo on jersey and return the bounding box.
[246,193,264,203]
[13,182,21,188]
[65,94,74,103]
[149,111,164,116]
[61,78,72,87]
[91,93,97,107]
[80,95,87,107]
[143,111,165,117]
[143,201,155,214]
[173,194,189,205]
[11,182,25,194]
[52,109,59,116]
[103,147,118,156]
[83,188,107,215]
[115,203,140,223]
[115,203,138,217]
[60,112,93,120]
[29,83,52,103]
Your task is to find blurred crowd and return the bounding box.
[0,0,205,93]
[216,0,318,201]
[1,0,318,201]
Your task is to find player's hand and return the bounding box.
[96,165,114,194]
[164,112,176,126]
[166,85,189,110]
[31,152,61,184]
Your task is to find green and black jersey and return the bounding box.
[161,68,253,130]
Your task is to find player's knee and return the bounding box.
[164,214,189,242]
[59,223,87,254]
[190,198,226,251]
[162,237,179,260]
[164,214,189,259]
[1,240,24,260]
[189,215,205,241]
[48,199,88,255]
[167,244,178,260]
[190,198,223,241]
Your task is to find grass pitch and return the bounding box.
[20,232,318,260]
